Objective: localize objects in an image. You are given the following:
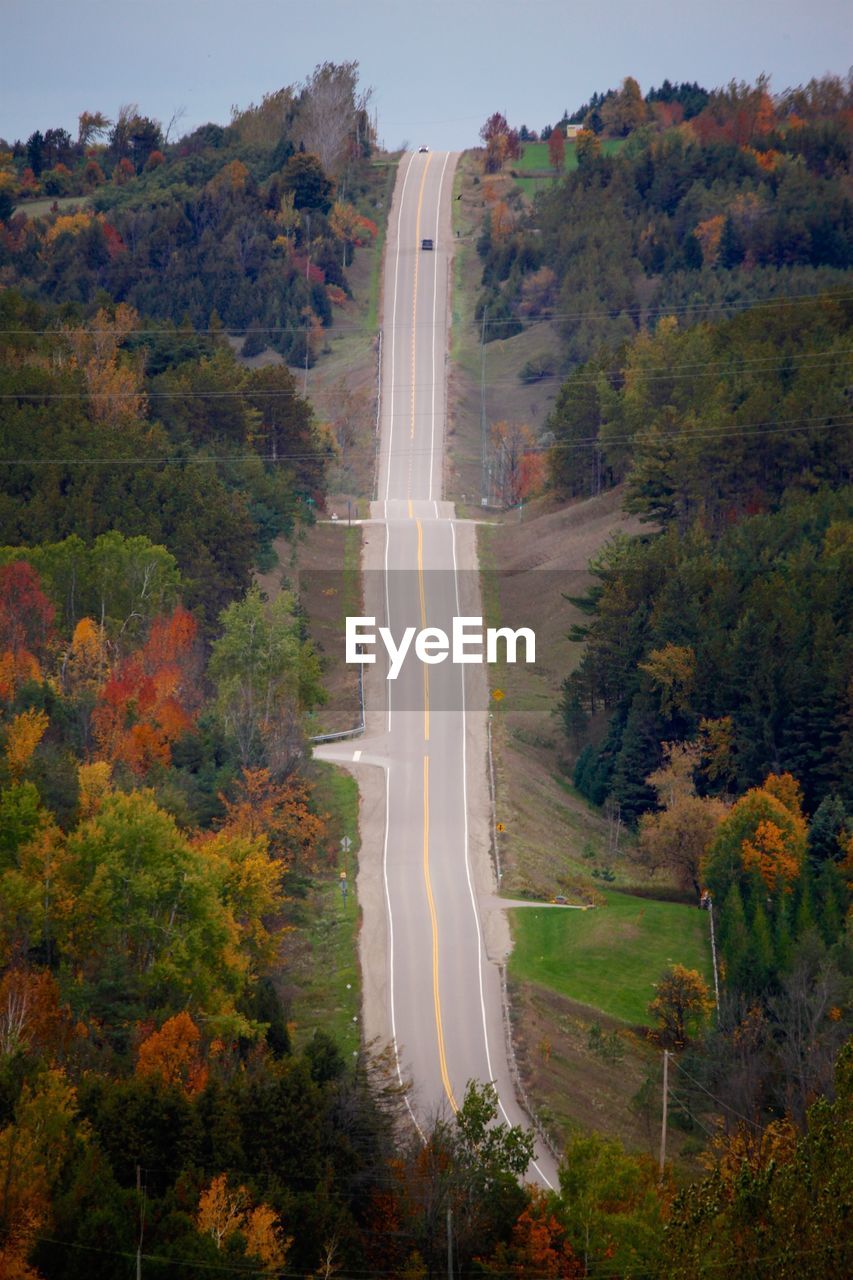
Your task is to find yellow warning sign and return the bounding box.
[496,822,506,833]
[492,689,505,702]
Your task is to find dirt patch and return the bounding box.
[478,488,649,899]
[510,979,705,1170]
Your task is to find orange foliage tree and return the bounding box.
[92,606,200,774]
[218,767,327,864]
[63,302,147,424]
[136,1011,208,1095]
[477,1187,583,1277]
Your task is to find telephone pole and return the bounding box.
[447,1204,454,1279]
[659,1050,669,1181]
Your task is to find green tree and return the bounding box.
[209,585,325,773]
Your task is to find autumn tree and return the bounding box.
[491,420,540,506]
[574,128,601,165]
[704,776,807,899]
[218,767,326,865]
[478,1187,582,1277]
[63,303,147,424]
[649,964,714,1048]
[0,1069,82,1275]
[547,126,565,172]
[91,606,201,775]
[197,1174,290,1274]
[638,742,728,896]
[136,1011,208,1095]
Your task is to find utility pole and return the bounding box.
[136,1164,144,1280]
[447,1204,454,1279]
[659,1050,669,1181]
[708,895,720,1016]
[303,211,312,395]
[480,306,488,506]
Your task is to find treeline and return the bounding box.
[0,63,382,363]
[476,74,852,365]
[0,291,330,625]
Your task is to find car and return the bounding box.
[550,894,568,905]
[421,238,434,251]
[418,144,429,153]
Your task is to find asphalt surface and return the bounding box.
[319,151,559,1188]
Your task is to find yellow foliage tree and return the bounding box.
[5,709,49,780]
[197,1174,289,1273]
[648,965,714,1049]
[76,761,112,818]
[639,643,696,716]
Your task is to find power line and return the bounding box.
[0,411,848,468]
[669,1055,765,1131]
[1,286,850,339]
[2,349,849,404]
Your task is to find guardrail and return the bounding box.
[310,663,365,745]
[498,965,562,1167]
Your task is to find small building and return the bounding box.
[565,124,581,139]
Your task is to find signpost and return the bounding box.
[340,836,351,906]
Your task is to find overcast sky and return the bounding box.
[3,0,851,151]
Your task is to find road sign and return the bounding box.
[496,822,506,833]
[340,836,352,853]
[492,689,505,702]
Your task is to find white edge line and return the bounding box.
[382,762,426,1141]
[384,152,416,504]
[450,519,554,1190]
[428,151,450,504]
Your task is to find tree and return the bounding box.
[136,1011,208,1095]
[296,61,371,174]
[478,1188,583,1277]
[209,585,324,774]
[197,1173,290,1273]
[556,1131,664,1274]
[547,127,565,173]
[490,420,539,507]
[704,779,807,899]
[574,128,600,165]
[281,152,334,212]
[648,964,713,1048]
[4,709,49,781]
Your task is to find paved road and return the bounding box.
[319,151,559,1188]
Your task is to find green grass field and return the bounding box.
[509,890,712,1025]
[512,139,625,197]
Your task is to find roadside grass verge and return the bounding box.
[509,892,713,1026]
[282,760,362,1055]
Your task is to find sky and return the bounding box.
[2,0,851,151]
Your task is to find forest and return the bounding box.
[0,66,850,1277]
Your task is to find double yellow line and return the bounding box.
[408,154,456,1111]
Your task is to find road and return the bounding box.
[318,150,559,1188]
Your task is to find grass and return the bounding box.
[509,890,713,1026]
[284,761,362,1055]
[14,194,92,219]
[511,139,625,198]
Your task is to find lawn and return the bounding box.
[509,890,712,1026]
[511,139,625,197]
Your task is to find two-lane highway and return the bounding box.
[319,150,558,1187]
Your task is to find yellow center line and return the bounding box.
[410,153,431,450]
[417,518,429,741]
[423,754,457,1112]
[408,498,413,519]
